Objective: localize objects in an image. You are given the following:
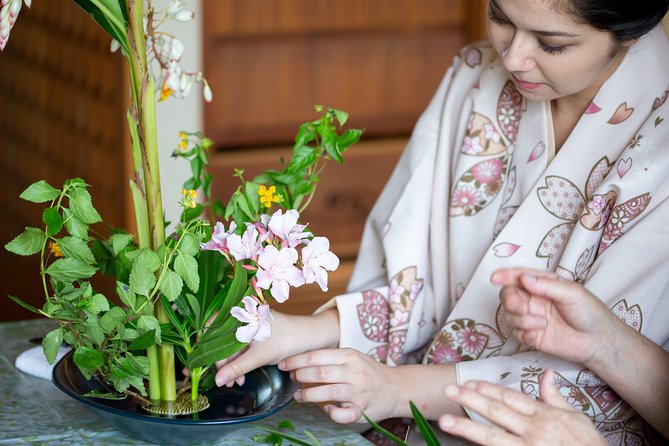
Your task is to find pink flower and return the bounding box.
[483,123,501,143]
[432,345,462,365]
[588,195,607,214]
[230,296,273,342]
[390,310,410,326]
[451,184,482,210]
[462,135,484,155]
[227,224,264,261]
[301,237,339,291]
[388,279,405,304]
[268,209,312,248]
[457,326,487,355]
[471,159,503,184]
[255,245,305,303]
[200,221,237,254]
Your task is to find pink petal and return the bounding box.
[492,242,521,258]
[254,320,272,341]
[271,280,290,303]
[527,141,545,163]
[230,307,253,324]
[608,102,634,124]
[235,323,258,343]
[314,268,329,292]
[617,158,632,179]
[584,102,601,114]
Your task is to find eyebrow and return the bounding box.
[489,0,579,38]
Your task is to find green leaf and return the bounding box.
[57,236,95,264]
[178,233,200,257]
[185,293,202,330]
[212,200,225,217]
[160,269,183,302]
[187,332,246,369]
[43,207,64,237]
[333,109,349,127]
[82,391,127,400]
[7,295,40,315]
[138,315,161,344]
[159,295,187,337]
[243,182,261,216]
[174,252,199,293]
[129,260,157,297]
[181,203,204,222]
[63,208,89,240]
[111,233,134,255]
[256,428,313,446]
[287,145,318,173]
[116,281,136,309]
[410,401,441,446]
[68,187,102,224]
[363,413,409,446]
[72,0,129,52]
[45,258,97,282]
[294,122,317,149]
[5,227,45,256]
[337,128,364,154]
[42,328,64,365]
[100,307,127,333]
[87,293,110,314]
[135,248,161,272]
[73,346,104,370]
[128,329,156,350]
[20,180,60,203]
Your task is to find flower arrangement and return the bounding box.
[2,0,362,412]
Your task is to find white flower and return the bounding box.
[230,297,272,343]
[200,221,237,254]
[167,0,186,15]
[256,245,305,303]
[227,225,263,261]
[301,237,339,291]
[268,209,311,248]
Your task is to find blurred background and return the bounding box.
[0,0,494,321]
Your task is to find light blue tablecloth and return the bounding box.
[0,319,371,445]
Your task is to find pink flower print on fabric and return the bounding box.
[255,245,305,303]
[409,281,423,301]
[471,159,503,184]
[432,345,463,365]
[227,224,263,261]
[451,183,482,213]
[230,296,273,342]
[200,221,237,254]
[457,326,487,355]
[483,123,501,144]
[301,236,339,292]
[356,290,390,343]
[462,135,485,155]
[388,278,405,304]
[496,80,524,143]
[612,300,643,332]
[463,46,482,68]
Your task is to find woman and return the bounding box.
[215,1,669,443]
[439,269,669,444]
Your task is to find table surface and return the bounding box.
[0,318,371,446]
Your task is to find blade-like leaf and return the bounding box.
[363,413,409,446]
[187,332,245,369]
[206,262,247,330]
[159,295,187,338]
[7,295,40,315]
[410,401,441,446]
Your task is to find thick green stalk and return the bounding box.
[147,344,161,402]
[126,0,175,403]
[190,367,203,403]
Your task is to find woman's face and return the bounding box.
[487,0,626,102]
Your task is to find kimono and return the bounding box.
[319,25,669,445]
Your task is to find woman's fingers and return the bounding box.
[323,403,362,424]
[443,382,534,435]
[295,382,354,405]
[439,414,521,446]
[491,268,560,287]
[539,369,573,410]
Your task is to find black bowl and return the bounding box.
[52,351,297,445]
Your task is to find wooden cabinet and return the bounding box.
[203,0,487,313]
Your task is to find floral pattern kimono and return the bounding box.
[318,25,669,445]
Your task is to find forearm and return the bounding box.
[587,318,669,437]
[299,307,340,350]
[389,364,466,420]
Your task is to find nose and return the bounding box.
[501,33,534,73]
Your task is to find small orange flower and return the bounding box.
[49,241,63,258]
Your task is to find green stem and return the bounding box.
[146,344,161,402]
[190,367,202,403]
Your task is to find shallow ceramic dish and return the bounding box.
[52,351,297,445]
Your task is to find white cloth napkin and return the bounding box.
[15,345,71,380]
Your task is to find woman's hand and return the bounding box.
[214,308,340,387]
[279,348,400,424]
[439,370,607,446]
[491,268,614,366]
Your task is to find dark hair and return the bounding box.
[554,0,669,42]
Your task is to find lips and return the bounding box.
[512,75,541,90]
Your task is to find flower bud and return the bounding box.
[174,10,195,22]
[203,83,213,103]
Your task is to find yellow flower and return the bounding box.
[258,185,280,208]
[178,140,188,151]
[160,85,173,102]
[179,131,188,140]
[180,189,198,209]
[49,241,63,258]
